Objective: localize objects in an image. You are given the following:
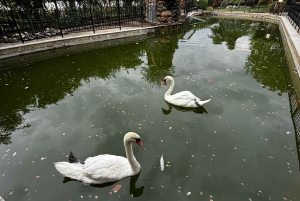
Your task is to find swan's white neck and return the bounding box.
[165,77,175,97]
[124,140,140,173]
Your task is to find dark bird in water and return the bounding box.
[69,151,85,164]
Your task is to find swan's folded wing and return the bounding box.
[167,91,198,107]
[82,155,130,180]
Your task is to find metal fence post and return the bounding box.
[90,6,95,34]
[116,0,122,30]
[3,0,24,43]
[141,5,143,27]
[54,0,64,38]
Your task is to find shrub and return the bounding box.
[258,0,267,5]
[197,0,208,9]
[228,0,235,4]
[268,1,286,13]
[207,6,214,10]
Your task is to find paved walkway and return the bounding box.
[0,26,148,49]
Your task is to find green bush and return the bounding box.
[268,2,276,12]
[268,1,286,13]
[197,0,208,9]
[207,6,214,10]
[258,0,267,5]
[240,0,246,4]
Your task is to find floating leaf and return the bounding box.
[112,184,122,193]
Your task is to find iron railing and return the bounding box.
[0,3,146,44]
[185,0,197,14]
[287,3,300,33]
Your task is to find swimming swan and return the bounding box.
[162,76,211,108]
[54,132,143,184]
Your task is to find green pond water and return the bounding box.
[1,18,300,201]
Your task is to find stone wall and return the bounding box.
[145,0,180,24]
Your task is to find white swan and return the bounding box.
[162,76,211,108]
[54,132,143,185]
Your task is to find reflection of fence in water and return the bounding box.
[287,74,300,169]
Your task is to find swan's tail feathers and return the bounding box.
[54,161,84,181]
[196,99,211,106]
[69,151,85,164]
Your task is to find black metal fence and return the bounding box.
[185,0,197,14]
[0,3,145,44]
[287,3,300,33]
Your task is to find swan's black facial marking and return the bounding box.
[162,78,167,85]
[135,138,143,146]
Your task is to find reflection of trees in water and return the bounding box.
[140,34,180,87]
[140,19,217,87]
[0,35,181,143]
[208,18,252,50]
[245,23,287,94]
[0,41,146,143]
[207,19,287,94]
[0,18,290,144]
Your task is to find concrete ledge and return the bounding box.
[0,24,181,60]
[280,16,300,71]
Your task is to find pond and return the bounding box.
[1,18,300,201]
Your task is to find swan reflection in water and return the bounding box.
[63,172,144,197]
[162,101,208,115]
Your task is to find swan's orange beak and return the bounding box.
[136,141,143,146]
[162,80,166,85]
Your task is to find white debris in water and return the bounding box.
[186,192,191,196]
[226,68,233,74]
[160,154,164,171]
